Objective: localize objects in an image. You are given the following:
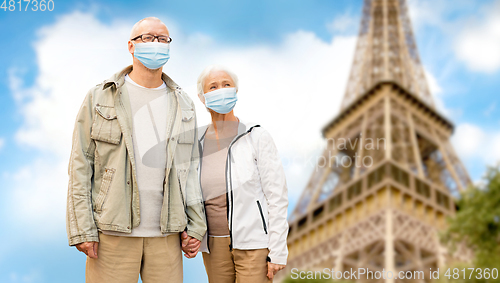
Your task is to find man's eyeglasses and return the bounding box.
[131,34,172,44]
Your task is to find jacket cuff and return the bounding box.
[186,230,204,242]
[268,255,287,265]
[68,234,99,246]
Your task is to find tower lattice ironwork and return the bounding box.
[281,0,472,282]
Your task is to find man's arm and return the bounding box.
[183,102,207,242]
[66,90,99,248]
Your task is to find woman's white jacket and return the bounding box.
[198,120,289,265]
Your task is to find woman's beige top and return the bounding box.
[201,121,239,237]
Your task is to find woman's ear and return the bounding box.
[198,92,206,105]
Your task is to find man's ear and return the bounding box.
[128,41,134,55]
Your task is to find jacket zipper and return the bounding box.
[256,200,268,234]
[225,125,260,251]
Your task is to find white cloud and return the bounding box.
[8,11,356,236]
[425,69,442,96]
[408,0,438,30]
[0,138,4,151]
[327,13,359,34]
[424,69,446,115]
[452,123,500,165]
[10,12,133,156]
[408,0,500,74]
[455,0,500,73]
[408,0,477,32]
[407,0,452,32]
[424,68,462,119]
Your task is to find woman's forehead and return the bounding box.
[205,71,233,83]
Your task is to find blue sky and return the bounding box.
[1,0,499,282]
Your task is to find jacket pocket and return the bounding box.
[91,105,122,145]
[95,168,115,213]
[178,109,194,144]
[256,200,268,234]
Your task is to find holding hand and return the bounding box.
[180,231,201,258]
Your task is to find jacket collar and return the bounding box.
[198,117,260,143]
[102,65,182,91]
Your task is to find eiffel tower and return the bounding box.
[282,0,472,282]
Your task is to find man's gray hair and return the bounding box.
[197,65,239,95]
[130,17,164,39]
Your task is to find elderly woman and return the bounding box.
[182,65,289,283]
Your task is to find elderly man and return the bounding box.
[66,17,206,283]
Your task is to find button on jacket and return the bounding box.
[66,66,206,246]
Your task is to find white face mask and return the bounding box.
[133,42,170,69]
[203,87,238,114]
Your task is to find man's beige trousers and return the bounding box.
[86,232,182,283]
[202,236,272,283]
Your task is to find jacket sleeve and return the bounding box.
[255,128,289,265]
[66,90,99,246]
[184,103,207,241]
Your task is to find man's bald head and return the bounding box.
[130,17,169,40]
[127,17,170,73]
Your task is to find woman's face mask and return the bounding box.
[203,87,238,114]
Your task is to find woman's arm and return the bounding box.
[254,128,289,265]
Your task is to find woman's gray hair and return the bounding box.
[197,65,239,96]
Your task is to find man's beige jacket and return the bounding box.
[66,66,206,246]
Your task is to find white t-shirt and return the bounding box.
[102,75,172,237]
